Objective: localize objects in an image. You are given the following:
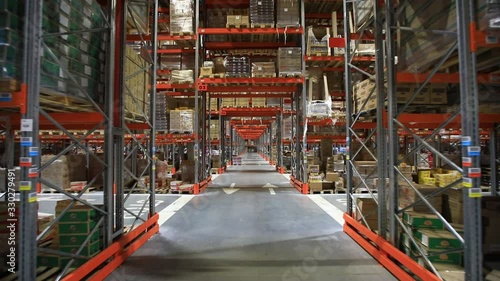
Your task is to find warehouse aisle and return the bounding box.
[107,153,396,281]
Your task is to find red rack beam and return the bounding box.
[156,83,194,90]
[198,77,304,84]
[204,42,297,49]
[198,27,303,35]
[305,55,376,62]
[127,34,196,41]
[156,49,195,54]
[157,69,171,75]
[230,119,274,125]
[397,72,500,84]
[163,91,196,97]
[203,86,298,92]
[210,93,292,98]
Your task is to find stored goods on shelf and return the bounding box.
[399,183,442,213]
[353,0,374,31]
[403,211,444,229]
[251,62,276,77]
[208,97,218,111]
[124,46,148,118]
[306,27,331,56]
[251,97,266,107]
[169,109,194,133]
[199,66,213,77]
[171,69,194,83]
[225,56,250,77]
[307,100,332,117]
[355,198,378,231]
[221,97,235,107]
[276,0,300,27]
[250,0,275,27]
[278,47,302,76]
[41,155,88,192]
[210,120,219,139]
[156,93,168,131]
[226,15,249,28]
[170,0,194,35]
[398,1,488,72]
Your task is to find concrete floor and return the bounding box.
[106,153,396,281]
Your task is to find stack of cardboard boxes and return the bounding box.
[226,15,249,28]
[222,97,235,108]
[235,98,250,107]
[169,109,194,133]
[401,211,463,268]
[210,120,219,139]
[250,0,275,27]
[355,198,378,231]
[278,47,302,77]
[225,56,250,77]
[251,62,276,77]
[276,0,300,27]
[38,200,103,268]
[170,0,194,34]
[251,98,266,107]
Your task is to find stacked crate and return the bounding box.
[156,94,168,131]
[221,97,235,108]
[401,211,462,267]
[278,47,302,77]
[209,97,219,111]
[38,200,103,268]
[225,56,250,77]
[250,0,275,27]
[169,109,194,133]
[235,98,250,107]
[251,62,276,77]
[0,0,23,92]
[42,0,106,102]
[170,0,194,35]
[210,120,219,139]
[124,46,148,117]
[276,0,300,27]
[252,98,266,107]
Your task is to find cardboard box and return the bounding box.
[325,172,340,182]
[414,229,462,250]
[309,182,323,192]
[356,198,378,231]
[199,66,213,77]
[308,165,320,174]
[403,211,444,229]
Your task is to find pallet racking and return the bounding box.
[341,0,500,280]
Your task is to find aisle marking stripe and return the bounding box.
[308,195,344,225]
[269,188,276,195]
[157,195,194,226]
[230,183,236,188]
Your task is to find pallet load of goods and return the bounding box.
[169,108,194,134]
[278,47,302,78]
[170,0,194,35]
[124,46,148,119]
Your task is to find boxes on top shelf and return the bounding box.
[170,0,194,35]
[250,0,275,27]
[278,47,302,77]
[276,0,300,27]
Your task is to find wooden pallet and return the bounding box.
[155,188,170,194]
[251,23,275,28]
[310,189,335,194]
[306,52,329,56]
[225,74,251,78]
[170,131,194,134]
[170,80,193,84]
[39,91,95,113]
[278,73,303,78]
[170,189,193,194]
[200,73,225,78]
[252,73,276,78]
[170,31,194,36]
[0,78,20,92]
[226,24,249,28]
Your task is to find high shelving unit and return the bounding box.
[0,0,160,279]
[341,0,500,280]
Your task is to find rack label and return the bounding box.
[28,192,37,203]
[20,137,33,147]
[20,119,33,132]
[19,157,32,167]
[463,177,472,188]
[0,93,12,102]
[467,146,481,156]
[462,157,472,167]
[468,188,482,198]
[29,147,39,157]
[468,168,481,178]
[28,168,38,178]
[19,181,31,191]
[461,136,472,146]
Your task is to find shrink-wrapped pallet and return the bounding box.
[277,0,300,27]
[170,0,194,35]
[169,109,194,133]
[278,47,302,76]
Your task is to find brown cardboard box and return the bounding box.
[356,198,378,231]
[309,182,323,192]
[399,183,442,214]
[199,66,213,77]
[325,172,340,182]
[308,165,320,174]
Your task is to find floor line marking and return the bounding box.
[269,188,276,195]
[157,195,194,226]
[230,183,236,188]
[307,195,345,225]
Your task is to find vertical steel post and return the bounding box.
[229,120,233,164]
[456,0,482,279]
[149,0,158,215]
[20,0,42,279]
[278,99,284,169]
[374,0,387,238]
[300,0,307,183]
[385,0,399,245]
[491,127,498,196]
[343,0,353,217]
[194,0,201,184]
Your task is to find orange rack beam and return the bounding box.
[203,85,298,92]
[343,213,440,281]
[194,176,212,194]
[62,213,159,281]
[305,55,377,62]
[210,93,292,98]
[290,175,309,194]
[156,83,195,90]
[204,42,297,49]
[198,27,303,35]
[230,119,274,125]
[397,72,500,84]
[220,107,281,117]
[198,77,304,84]
[0,84,27,114]
[156,49,195,54]
[127,34,196,41]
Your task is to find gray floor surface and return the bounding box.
[106,153,396,281]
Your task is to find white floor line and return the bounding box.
[212,174,220,181]
[157,195,194,226]
[230,183,236,188]
[269,188,276,195]
[283,174,291,181]
[308,195,344,225]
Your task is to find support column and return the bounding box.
[491,127,498,196]
[343,0,353,217]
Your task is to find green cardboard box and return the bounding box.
[414,229,462,249]
[403,211,444,229]
[60,241,101,257]
[58,230,102,246]
[59,209,97,223]
[58,220,97,234]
